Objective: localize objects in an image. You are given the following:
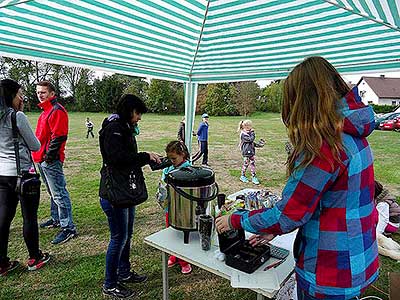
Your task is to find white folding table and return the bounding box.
[144,227,295,300]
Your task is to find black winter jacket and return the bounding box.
[99,116,150,201]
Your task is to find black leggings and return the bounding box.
[0,176,40,266]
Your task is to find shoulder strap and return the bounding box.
[11,110,22,176]
[10,111,39,175]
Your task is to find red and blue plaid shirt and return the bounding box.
[230,87,378,299]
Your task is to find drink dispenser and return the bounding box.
[166,166,218,244]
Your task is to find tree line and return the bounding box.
[0,57,283,115]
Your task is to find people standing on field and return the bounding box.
[99,94,161,299]
[85,117,95,138]
[0,79,50,276]
[159,141,192,275]
[177,117,185,142]
[192,113,209,166]
[33,80,77,245]
[237,119,262,185]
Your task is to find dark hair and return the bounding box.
[116,94,147,123]
[165,140,189,160]
[37,80,56,93]
[375,180,383,198]
[0,79,21,107]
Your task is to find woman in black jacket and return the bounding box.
[99,94,160,299]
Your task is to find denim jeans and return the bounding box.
[39,160,75,230]
[100,198,136,289]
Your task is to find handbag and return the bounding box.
[102,164,148,208]
[11,111,41,201]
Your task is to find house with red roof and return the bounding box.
[356,75,400,106]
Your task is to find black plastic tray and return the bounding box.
[218,228,270,274]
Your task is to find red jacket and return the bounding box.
[32,97,68,163]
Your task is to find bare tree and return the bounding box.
[5,58,53,110]
[62,66,85,99]
[234,81,260,116]
[0,57,8,78]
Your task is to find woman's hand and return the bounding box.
[215,215,232,233]
[18,100,24,111]
[148,152,161,164]
[248,233,275,247]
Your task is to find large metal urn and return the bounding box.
[166,166,218,243]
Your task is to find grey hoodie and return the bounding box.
[0,109,40,176]
[240,130,256,157]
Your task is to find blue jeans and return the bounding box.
[100,198,135,289]
[39,160,75,230]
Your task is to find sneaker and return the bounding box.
[252,176,260,185]
[181,263,192,275]
[240,175,249,183]
[167,256,178,268]
[103,283,134,299]
[27,252,51,271]
[0,261,19,277]
[40,219,60,229]
[51,228,77,245]
[119,271,147,284]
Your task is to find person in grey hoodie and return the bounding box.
[238,119,261,185]
[0,79,50,277]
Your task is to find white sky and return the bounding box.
[256,71,400,88]
[94,70,400,88]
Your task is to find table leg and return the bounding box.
[162,251,169,300]
[256,293,266,300]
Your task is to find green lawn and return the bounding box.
[1,112,399,300]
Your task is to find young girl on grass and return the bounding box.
[238,120,260,185]
[160,140,192,274]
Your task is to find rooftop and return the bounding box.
[358,76,400,99]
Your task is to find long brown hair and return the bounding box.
[282,56,350,174]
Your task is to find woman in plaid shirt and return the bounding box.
[216,56,378,300]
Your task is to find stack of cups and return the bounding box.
[199,214,213,251]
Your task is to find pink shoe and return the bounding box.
[181,263,192,274]
[167,256,178,268]
[27,252,51,271]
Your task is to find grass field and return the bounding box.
[1,112,399,300]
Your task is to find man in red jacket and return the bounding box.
[32,81,77,245]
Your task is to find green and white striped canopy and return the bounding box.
[1,0,400,83]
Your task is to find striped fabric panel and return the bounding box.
[0,0,399,83]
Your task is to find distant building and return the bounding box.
[356,75,400,106]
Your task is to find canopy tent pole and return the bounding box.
[184,82,198,158]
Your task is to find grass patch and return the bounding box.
[2,112,399,299]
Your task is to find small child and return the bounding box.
[159,141,192,274]
[238,120,262,185]
[375,180,400,235]
[192,113,209,166]
[85,117,94,138]
[177,117,185,142]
